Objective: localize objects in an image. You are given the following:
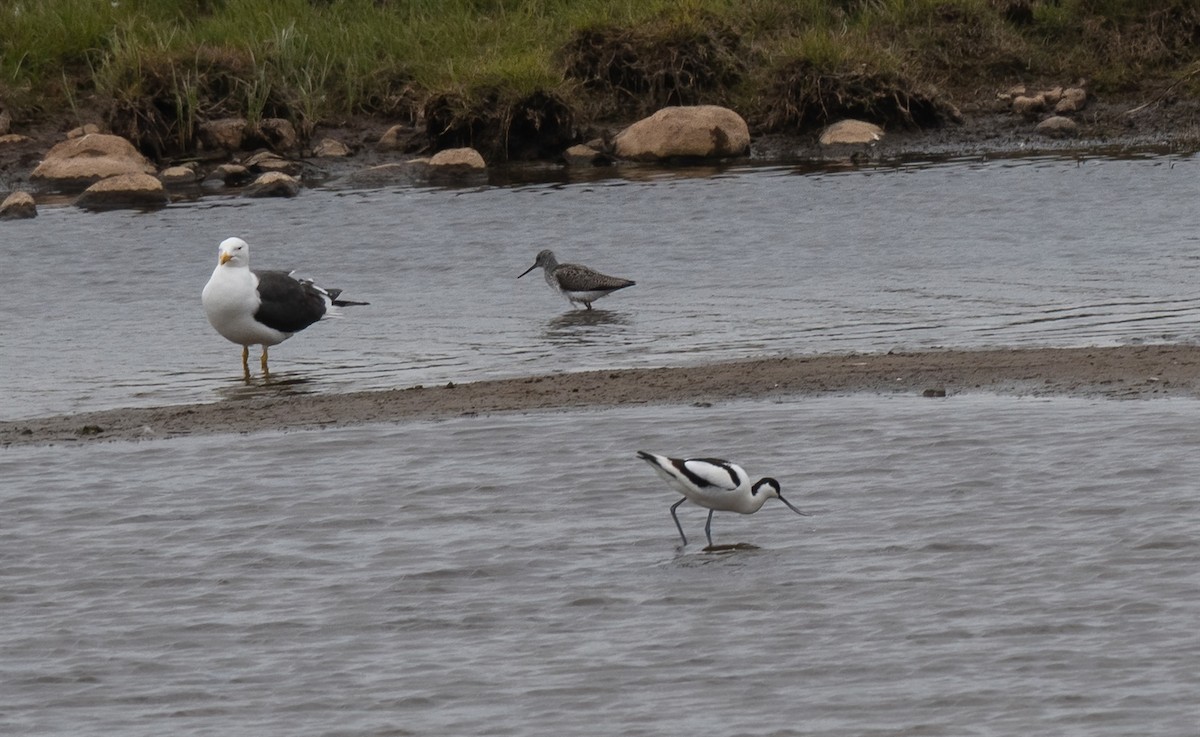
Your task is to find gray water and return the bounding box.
[4,155,1200,736]
[5,153,1200,419]
[2,395,1198,736]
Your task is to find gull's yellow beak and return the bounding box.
[219,251,233,265]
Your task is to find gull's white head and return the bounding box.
[217,237,249,267]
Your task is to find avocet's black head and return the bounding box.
[518,249,557,278]
[752,477,809,517]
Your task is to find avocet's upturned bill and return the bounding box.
[636,450,808,547]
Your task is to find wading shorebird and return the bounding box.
[201,236,368,378]
[636,451,809,547]
[517,249,635,310]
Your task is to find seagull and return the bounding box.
[201,236,368,378]
[636,451,809,547]
[518,249,635,310]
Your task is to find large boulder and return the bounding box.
[613,105,750,162]
[75,173,169,211]
[0,190,37,219]
[31,134,156,191]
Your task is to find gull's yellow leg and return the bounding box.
[261,346,270,376]
[241,345,251,379]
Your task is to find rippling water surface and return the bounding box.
[2,395,1198,736]
[5,153,1200,418]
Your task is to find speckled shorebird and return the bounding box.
[202,236,368,378]
[636,451,809,547]
[517,249,635,310]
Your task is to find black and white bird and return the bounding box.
[518,249,635,310]
[201,236,367,377]
[636,451,809,547]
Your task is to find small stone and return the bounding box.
[0,190,37,219]
[429,147,486,169]
[257,118,298,152]
[819,119,884,145]
[210,163,252,187]
[1055,87,1088,114]
[66,123,102,139]
[243,171,300,198]
[199,118,249,152]
[1040,86,1064,106]
[0,133,32,146]
[312,137,351,157]
[244,150,300,175]
[1036,115,1079,138]
[159,165,198,185]
[1011,95,1045,116]
[378,124,417,151]
[563,144,609,166]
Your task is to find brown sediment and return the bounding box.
[3,344,1199,447]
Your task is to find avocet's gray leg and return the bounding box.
[670,497,688,546]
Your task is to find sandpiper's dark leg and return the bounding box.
[704,509,715,547]
[670,498,688,546]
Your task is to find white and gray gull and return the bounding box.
[201,236,368,377]
[518,249,635,310]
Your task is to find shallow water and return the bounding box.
[5,153,1200,419]
[2,395,1197,736]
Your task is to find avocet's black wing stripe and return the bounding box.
[674,458,743,490]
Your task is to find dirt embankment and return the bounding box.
[4,344,1199,447]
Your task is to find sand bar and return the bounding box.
[3,345,1199,446]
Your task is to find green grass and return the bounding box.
[2,0,1198,154]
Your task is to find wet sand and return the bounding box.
[4,344,1200,446]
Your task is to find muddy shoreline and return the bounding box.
[4,344,1199,447]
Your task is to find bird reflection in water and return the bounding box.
[215,370,316,401]
[541,309,631,346]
